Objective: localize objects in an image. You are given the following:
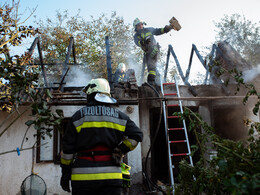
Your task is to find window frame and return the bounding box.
[36,118,70,164]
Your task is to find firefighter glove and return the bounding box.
[164,25,172,33]
[60,175,71,192]
[112,147,124,166]
[150,46,159,59]
[60,165,71,192]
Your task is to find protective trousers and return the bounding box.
[72,186,122,195]
[145,49,159,85]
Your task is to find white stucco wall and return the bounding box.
[0,106,70,195]
[0,104,142,195]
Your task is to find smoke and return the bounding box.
[126,55,144,86]
[214,107,248,140]
[125,52,168,86]
[242,64,260,83]
[65,65,93,87]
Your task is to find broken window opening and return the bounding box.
[36,118,70,164]
[213,106,248,140]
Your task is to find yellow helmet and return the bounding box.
[133,18,146,28]
[83,78,117,103]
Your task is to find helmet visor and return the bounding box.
[94,93,117,104]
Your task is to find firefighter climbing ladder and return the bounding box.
[161,76,194,194]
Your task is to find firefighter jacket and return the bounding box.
[113,69,125,83]
[134,27,170,53]
[60,100,143,188]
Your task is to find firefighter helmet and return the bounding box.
[118,63,126,72]
[133,18,146,28]
[83,78,117,104]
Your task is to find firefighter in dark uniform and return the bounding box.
[60,78,143,195]
[133,18,173,85]
[114,63,126,83]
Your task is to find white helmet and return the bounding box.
[133,18,146,28]
[118,63,126,72]
[83,78,117,104]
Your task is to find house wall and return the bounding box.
[0,104,142,195]
[0,106,70,195]
[1,84,258,195]
[138,84,259,186]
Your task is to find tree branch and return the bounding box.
[0,105,31,137]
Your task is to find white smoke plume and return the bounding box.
[242,64,260,83]
[126,56,144,86]
[65,65,93,87]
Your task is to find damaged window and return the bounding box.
[213,106,248,140]
[38,134,54,161]
[36,119,69,164]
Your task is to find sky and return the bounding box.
[4,0,260,83]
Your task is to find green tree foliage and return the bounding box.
[175,107,260,195]
[0,0,38,111]
[0,1,64,155]
[35,10,141,78]
[214,14,260,66]
[175,65,260,194]
[174,14,260,191]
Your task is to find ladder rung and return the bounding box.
[171,153,188,157]
[163,83,175,86]
[167,104,179,107]
[164,93,177,96]
[169,140,187,143]
[167,116,180,119]
[168,128,184,131]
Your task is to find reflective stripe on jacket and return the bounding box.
[61,100,143,187]
[113,69,125,83]
[61,151,73,165]
[71,166,122,181]
[73,115,127,133]
[134,27,165,53]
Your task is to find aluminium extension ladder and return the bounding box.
[160,77,194,194]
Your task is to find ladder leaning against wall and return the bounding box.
[160,76,194,194]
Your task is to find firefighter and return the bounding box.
[114,63,126,83]
[133,18,173,85]
[60,78,143,195]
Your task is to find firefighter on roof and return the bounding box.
[133,17,181,85]
[60,78,143,195]
[114,63,126,83]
